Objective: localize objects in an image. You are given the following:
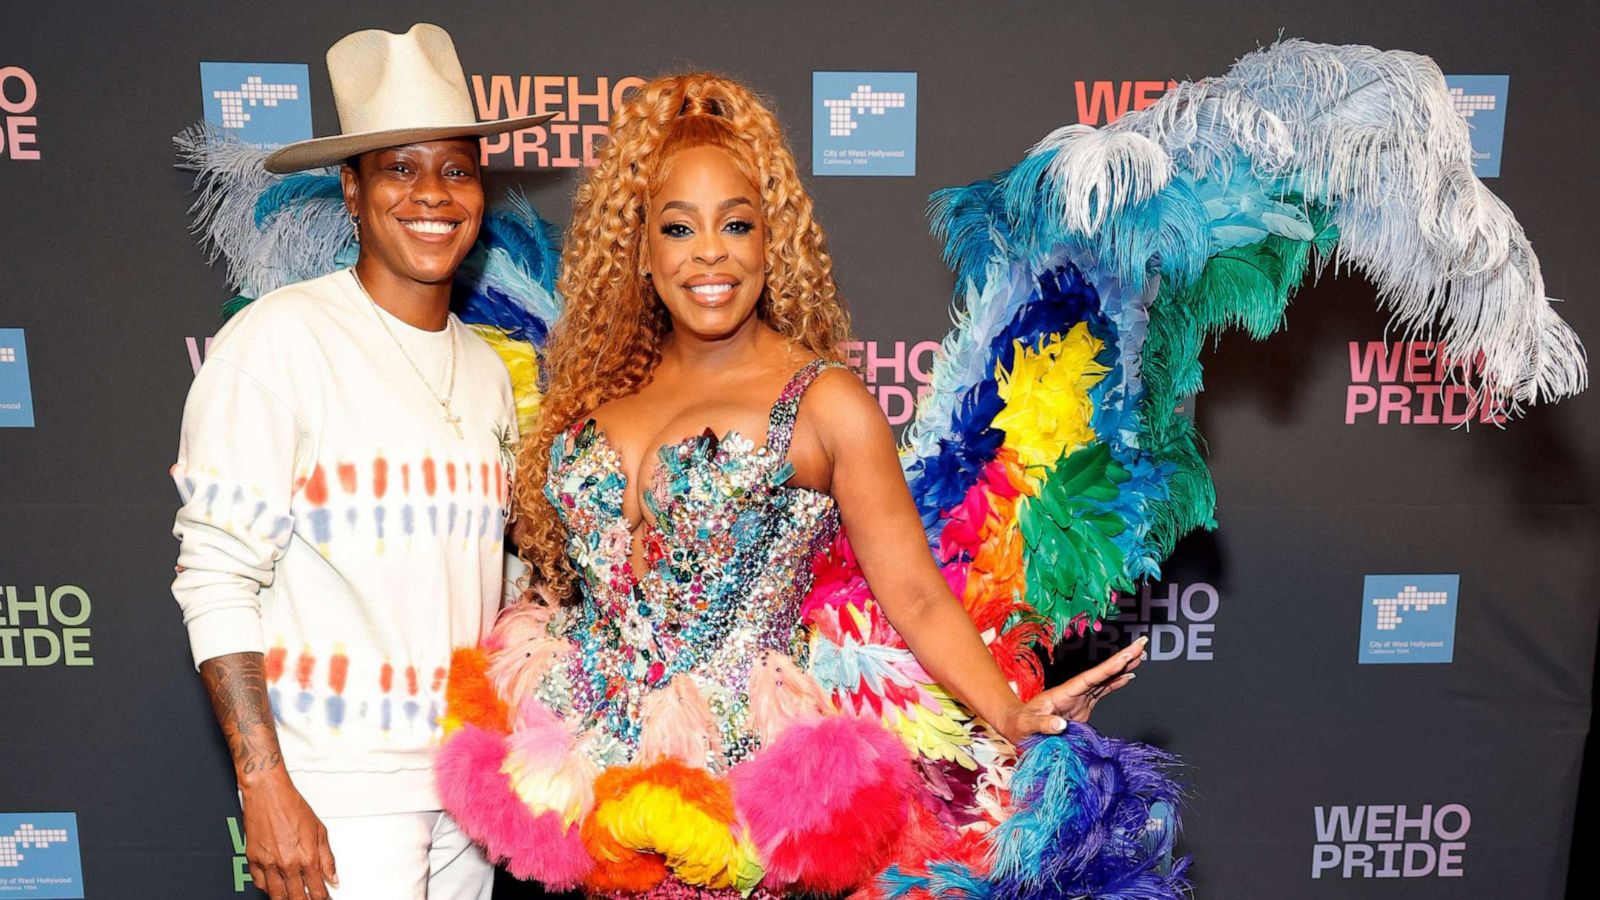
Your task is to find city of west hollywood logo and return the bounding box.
[1445,75,1509,178]
[199,62,313,148]
[0,328,35,428]
[1359,574,1459,665]
[1,65,41,160]
[812,72,917,176]
[0,813,83,899]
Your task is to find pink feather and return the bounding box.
[801,533,871,621]
[937,480,991,559]
[503,698,598,827]
[635,674,723,767]
[731,715,917,893]
[435,724,594,889]
[747,650,832,744]
[486,604,572,716]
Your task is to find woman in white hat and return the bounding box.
[170,24,549,900]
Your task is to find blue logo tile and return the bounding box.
[0,328,34,428]
[0,813,83,899]
[1359,574,1460,664]
[1445,75,1509,178]
[812,72,917,176]
[200,61,313,148]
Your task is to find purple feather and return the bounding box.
[875,723,1188,900]
[986,723,1189,899]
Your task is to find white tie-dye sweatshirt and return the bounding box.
[171,268,517,817]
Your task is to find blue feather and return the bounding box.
[906,260,1107,542]
[1090,177,1210,292]
[478,192,561,290]
[999,144,1066,265]
[881,725,1186,898]
[1084,320,1170,581]
[451,284,549,345]
[987,264,1106,375]
[931,175,1010,294]
[906,408,1003,535]
[982,724,1188,900]
[253,173,342,228]
[876,866,931,899]
[452,197,564,345]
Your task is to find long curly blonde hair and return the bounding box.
[514,72,854,600]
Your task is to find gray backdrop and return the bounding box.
[1,1,1596,898]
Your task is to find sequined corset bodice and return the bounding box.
[542,359,843,767]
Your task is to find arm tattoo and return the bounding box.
[199,652,284,778]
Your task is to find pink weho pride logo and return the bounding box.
[842,339,937,425]
[1346,341,1505,425]
[1074,79,1177,125]
[1,66,41,160]
[186,336,212,376]
[472,74,645,168]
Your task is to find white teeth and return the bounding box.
[688,284,734,297]
[402,220,458,235]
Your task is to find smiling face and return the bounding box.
[645,145,768,342]
[341,138,485,285]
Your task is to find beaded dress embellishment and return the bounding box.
[542,359,843,768]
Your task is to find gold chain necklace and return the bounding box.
[351,269,463,439]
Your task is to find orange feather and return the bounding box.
[443,647,509,735]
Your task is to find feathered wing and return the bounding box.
[806,39,1586,897]
[173,123,563,430]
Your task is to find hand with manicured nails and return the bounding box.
[999,636,1148,742]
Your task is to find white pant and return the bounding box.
[321,811,492,900]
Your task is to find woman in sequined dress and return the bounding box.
[436,73,1149,898]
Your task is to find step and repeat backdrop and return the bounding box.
[2,1,1597,898]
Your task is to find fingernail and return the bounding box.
[1122,672,1137,681]
[1051,717,1066,733]
[1135,635,1150,646]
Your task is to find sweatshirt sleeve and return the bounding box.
[171,356,308,667]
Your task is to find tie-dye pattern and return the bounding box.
[171,270,518,817]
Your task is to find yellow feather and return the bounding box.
[591,778,758,888]
[465,324,543,436]
[992,324,1109,469]
[880,687,979,769]
[502,736,599,829]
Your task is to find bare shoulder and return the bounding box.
[798,364,891,446]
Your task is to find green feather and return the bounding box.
[220,294,256,323]
[1019,444,1134,631]
[1138,203,1338,558]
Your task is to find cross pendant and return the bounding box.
[442,402,464,439]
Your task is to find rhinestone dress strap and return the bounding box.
[763,358,845,457]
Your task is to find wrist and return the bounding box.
[990,698,1027,742]
[238,766,293,793]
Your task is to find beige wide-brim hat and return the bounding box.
[263,23,552,174]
